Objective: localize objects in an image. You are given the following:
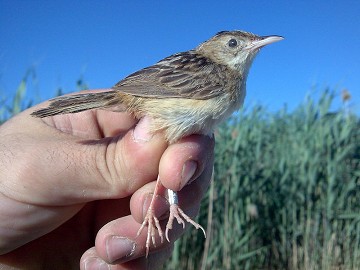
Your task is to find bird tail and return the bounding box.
[31,90,121,118]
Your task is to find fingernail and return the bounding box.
[84,257,110,270]
[181,160,197,189]
[106,236,136,263]
[133,116,153,142]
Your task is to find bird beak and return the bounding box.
[247,35,284,50]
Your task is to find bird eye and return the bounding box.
[228,39,238,48]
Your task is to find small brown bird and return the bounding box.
[32,30,283,256]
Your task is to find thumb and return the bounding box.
[1,111,167,206]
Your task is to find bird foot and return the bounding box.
[165,204,206,242]
[136,207,164,257]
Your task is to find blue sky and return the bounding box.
[1,1,359,113]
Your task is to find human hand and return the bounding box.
[0,89,214,269]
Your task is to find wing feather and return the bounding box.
[112,51,233,100]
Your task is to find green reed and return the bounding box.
[166,90,360,270]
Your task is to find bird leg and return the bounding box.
[136,175,164,257]
[136,176,206,257]
[165,189,206,242]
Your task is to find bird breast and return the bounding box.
[139,87,244,143]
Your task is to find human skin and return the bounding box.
[0,89,214,269]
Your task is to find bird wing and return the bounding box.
[113,51,231,100]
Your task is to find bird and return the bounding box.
[31,30,283,256]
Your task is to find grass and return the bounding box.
[0,70,88,124]
[1,77,359,269]
[165,90,360,270]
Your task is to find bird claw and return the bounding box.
[136,188,206,257]
[165,204,206,242]
[136,208,164,257]
[136,204,206,257]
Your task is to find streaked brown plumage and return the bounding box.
[32,30,283,256]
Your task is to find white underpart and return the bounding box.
[229,49,259,81]
[145,90,242,142]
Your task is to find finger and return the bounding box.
[130,181,170,225]
[159,134,215,191]
[1,113,167,206]
[86,215,178,265]
[26,89,138,139]
[130,151,214,226]
[130,135,214,224]
[176,152,214,215]
[128,134,214,225]
[80,245,173,270]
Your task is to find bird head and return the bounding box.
[197,30,283,78]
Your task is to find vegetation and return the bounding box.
[166,90,360,270]
[0,69,88,124]
[1,77,359,269]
